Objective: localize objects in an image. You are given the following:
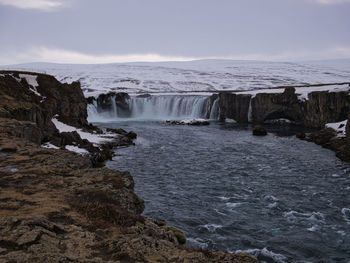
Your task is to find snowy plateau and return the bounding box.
[5,59,350,97]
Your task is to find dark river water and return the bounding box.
[97,121,350,263]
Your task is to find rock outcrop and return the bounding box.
[0,71,87,140]
[0,71,135,165]
[218,85,350,161]
[218,87,350,129]
[218,93,252,123]
[166,119,210,126]
[299,115,350,161]
[252,125,267,136]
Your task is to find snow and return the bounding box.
[4,59,350,97]
[181,118,208,124]
[237,88,285,98]
[236,84,350,100]
[295,85,350,101]
[16,73,46,102]
[41,142,59,149]
[51,117,114,144]
[65,145,89,155]
[225,118,237,123]
[326,120,348,137]
[19,74,38,87]
[18,74,43,97]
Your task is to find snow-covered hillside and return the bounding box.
[3,59,350,97]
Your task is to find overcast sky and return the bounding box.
[0,0,349,64]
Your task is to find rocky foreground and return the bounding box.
[0,71,257,262]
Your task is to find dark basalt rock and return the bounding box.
[296,132,306,139]
[137,93,151,98]
[0,71,136,165]
[93,92,131,116]
[305,128,337,145]
[252,125,267,136]
[106,128,137,139]
[166,119,210,126]
[218,92,252,123]
[218,86,350,129]
[347,113,350,143]
[299,119,350,162]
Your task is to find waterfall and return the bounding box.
[88,95,220,121]
[111,96,118,116]
[247,98,252,122]
[209,97,220,120]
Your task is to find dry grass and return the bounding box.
[71,189,145,228]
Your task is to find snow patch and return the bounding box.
[51,117,114,144]
[326,119,348,137]
[65,145,89,155]
[165,118,210,125]
[237,84,350,100]
[179,118,208,124]
[225,118,237,123]
[295,84,350,101]
[18,74,46,102]
[19,74,38,87]
[238,88,285,98]
[41,142,59,149]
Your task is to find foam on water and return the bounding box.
[235,248,288,263]
[341,208,350,224]
[201,224,223,233]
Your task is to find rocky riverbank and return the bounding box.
[218,85,350,161]
[86,84,350,162]
[0,71,257,262]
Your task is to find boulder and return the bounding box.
[166,119,210,126]
[252,125,267,136]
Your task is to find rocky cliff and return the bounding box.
[218,86,350,129]
[0,71,257,263]
[218,85,350,161]
[0,71,87,141]
[0,71,137,165]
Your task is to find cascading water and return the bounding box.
[209,98,220,120]
[87,95,220,122]
[111,96,118,116]
[247,98,252,122]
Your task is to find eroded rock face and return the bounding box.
[218,93,252,123]
[219,87,350,129]
[346,113,350,142]
[303,91,350,128]
[0,71,88,140]
[251,87,303,125]
[88,92,131,117]
[0,71,136,164]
